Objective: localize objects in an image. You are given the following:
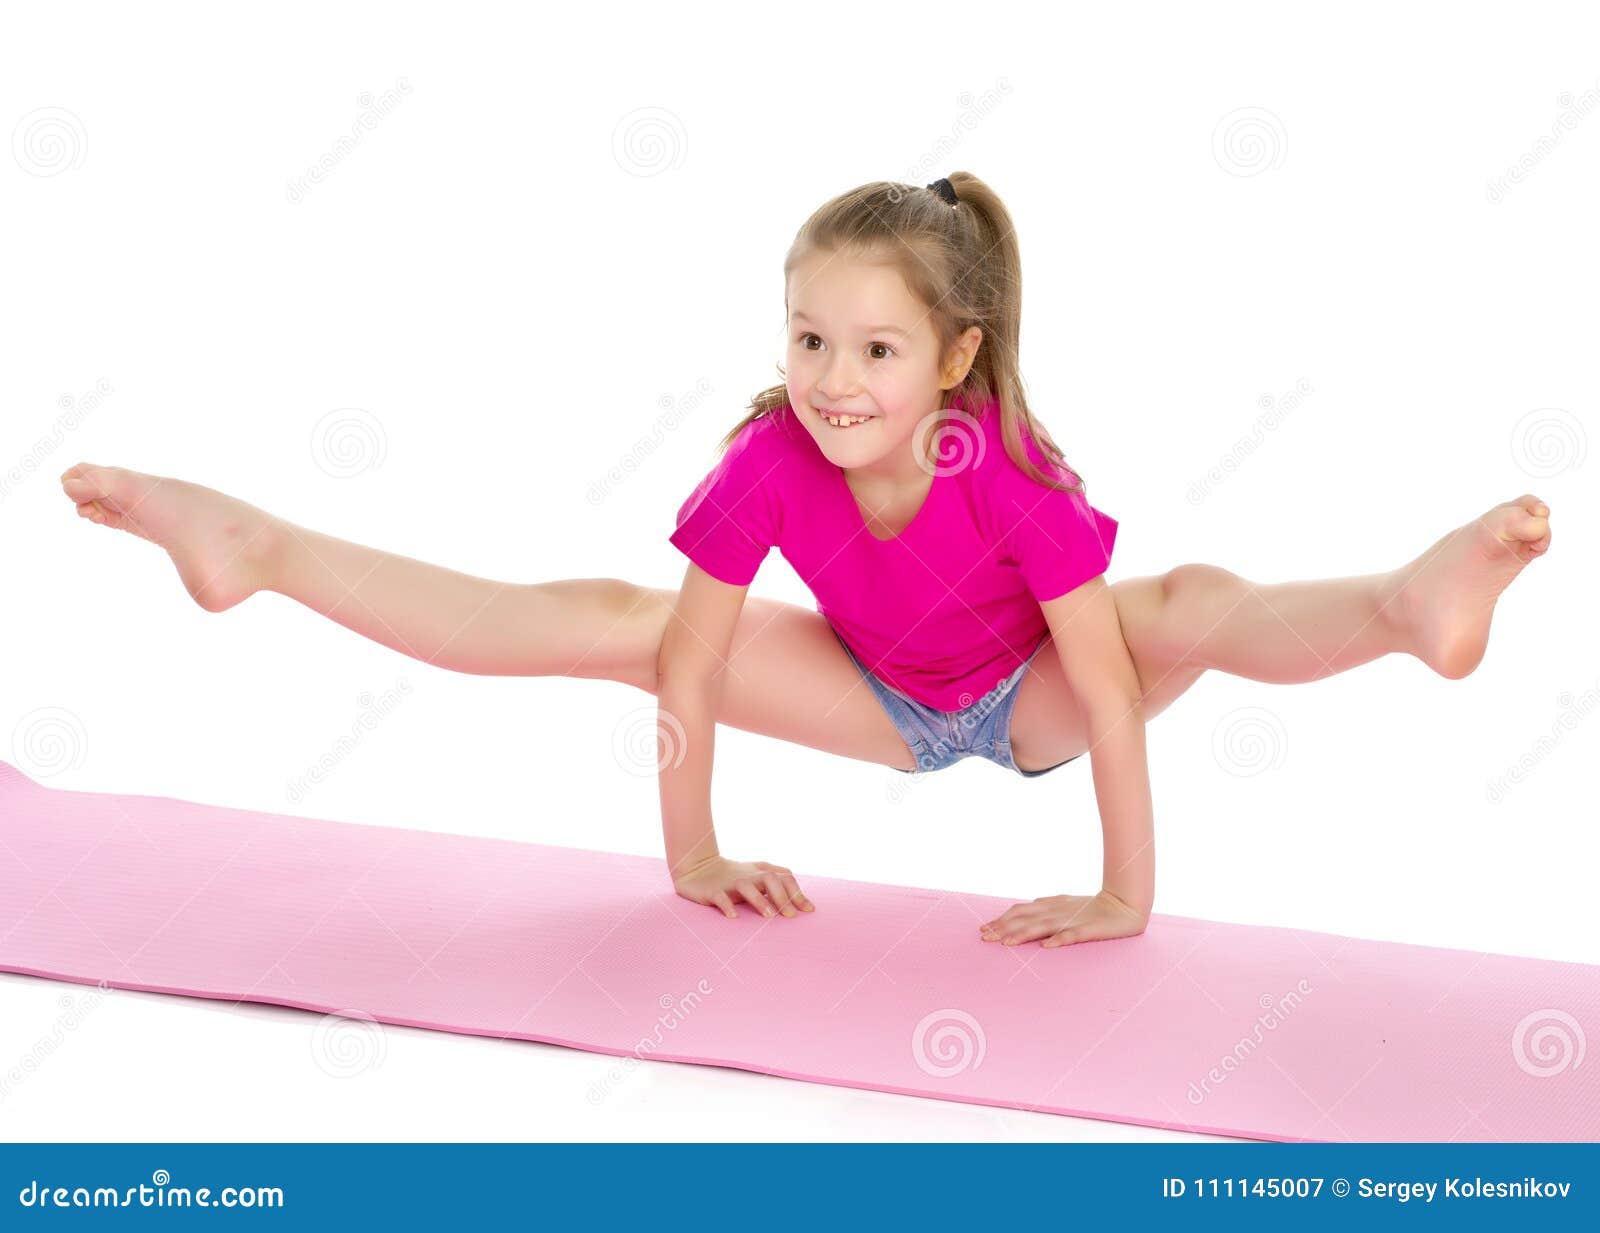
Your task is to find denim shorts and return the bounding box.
[831,627,1081,778]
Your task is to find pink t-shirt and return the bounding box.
[668,397,1119,712]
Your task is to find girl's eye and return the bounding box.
[796,333,894,360]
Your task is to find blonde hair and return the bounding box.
[717,171,1086,496]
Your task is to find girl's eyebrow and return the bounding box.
[791,310,908,337]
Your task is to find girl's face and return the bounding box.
[785,250,981,478]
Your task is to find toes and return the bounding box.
[1489,498,1551,549]
[1511,510,1550,544]
[62,475,106,502]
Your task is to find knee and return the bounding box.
[565,578,674,693]
[1161,563,1242,610]
[1157,564,1246,664]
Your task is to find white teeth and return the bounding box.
[821,409,871,427]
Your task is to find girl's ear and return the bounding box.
[941,325,984,387]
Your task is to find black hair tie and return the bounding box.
[926,177,959,206]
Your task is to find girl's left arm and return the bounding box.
[979,574,1154,949]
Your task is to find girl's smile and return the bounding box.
[813,405,878,429]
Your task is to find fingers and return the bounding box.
[754,862,814,913]
[734,880,777,918]
[980,897,1101,946]
[980,907,1041,945]
[786,878,815,912]
[998,918,1061,946]
[689,863,816,922]
[760,872,797,917]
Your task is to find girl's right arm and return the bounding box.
[655,561,814,921]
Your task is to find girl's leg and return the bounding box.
[59,462,923,770]
[1009,495,1552,770]
[1156,494,1551,684]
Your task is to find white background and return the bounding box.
[1,0,1595,1143]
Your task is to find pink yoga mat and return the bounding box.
[1,758,1595,1142]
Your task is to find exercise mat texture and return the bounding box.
[1,759,1595,1142]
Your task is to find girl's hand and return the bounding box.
[673,856,815,920]
[979,889,1148,949]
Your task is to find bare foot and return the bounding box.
[59,463,282,613]
[1378,494,1552,679]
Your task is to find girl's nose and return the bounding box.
[819,373,864,403]
[820,354,867,398]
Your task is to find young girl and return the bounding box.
[57,172,1552,951]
